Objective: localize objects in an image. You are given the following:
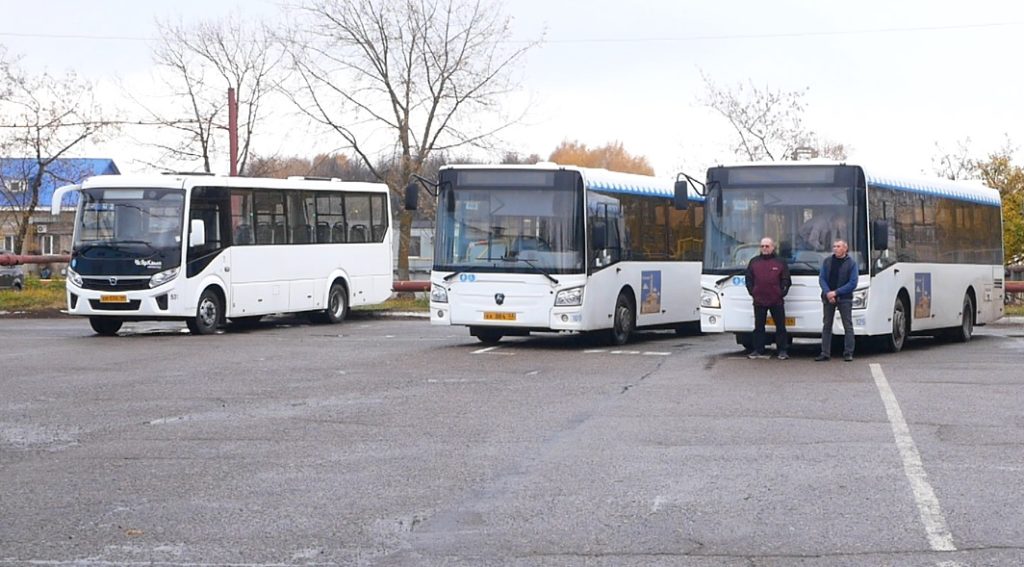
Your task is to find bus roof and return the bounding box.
[75,173,389,193]
[440,163,704,201]
[710,161,1000,207]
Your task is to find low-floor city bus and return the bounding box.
[409,163,705,344]
[683,162,1004,352]
[51,173,393,336]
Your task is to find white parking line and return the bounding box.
[472,346,500,355]
[870,363,957,553]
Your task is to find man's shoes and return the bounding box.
[843,354,854,362]
[747,352,769,359]
[777,352,789,360]
[814,354,830,362]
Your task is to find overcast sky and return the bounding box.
[3,0,1023,178]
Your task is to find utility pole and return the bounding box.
[228,87,238,176]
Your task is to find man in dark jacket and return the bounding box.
[816,239,859,362]
[745,237,791,359]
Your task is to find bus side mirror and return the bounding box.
[872,219,889,250]
[403,182,419,211]
[190,219,206,248]
[673,180,689,210]
[591,222,607,250]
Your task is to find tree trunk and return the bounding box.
[396,208,413,282]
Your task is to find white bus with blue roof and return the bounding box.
[406,163,705,344]
[680,162,1004,352]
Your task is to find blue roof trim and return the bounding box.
[0,158,120,207]
[581,168,705,202]
[866,174,1000,207]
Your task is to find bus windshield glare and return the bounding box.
[704,183,864,275]
[434,184,584,273]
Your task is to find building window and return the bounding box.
[40,234,54,255]
[409,235,422,257]
[8,180,26,193]
[2,235,14,252]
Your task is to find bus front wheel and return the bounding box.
[607,292,635,346]
[187,289,222,335]
[472,328,503,344]
[881,296,909,353]
[89,317,122,336]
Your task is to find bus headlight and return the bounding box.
[149,267,180,288]
[430,284,448,303]
[66,268,83,287]
[701,288,721,309]
[554,286,584,306]
[852,288,869,309]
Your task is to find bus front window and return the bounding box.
[434,185,584,274]
[704,185,862,275]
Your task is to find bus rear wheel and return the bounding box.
[947,293,974,343]
[89,317,122,336]
[311,283,348,324]
[607,292,635,346]
[881,296,909,353]
[187,288,222,335]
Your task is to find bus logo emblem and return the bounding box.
[494,293,505,305]
[109,277,118,286]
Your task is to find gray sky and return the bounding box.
[3,0,1022,177]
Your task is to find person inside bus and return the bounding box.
[744,237,791,360]
[799,212,847,251]
[816,238,859,362]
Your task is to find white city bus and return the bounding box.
[51,173,393,336]
[686,163,1004,352]
[410,164,705,344]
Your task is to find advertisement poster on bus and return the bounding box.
[641,270,661,314]
[915,273,932,319]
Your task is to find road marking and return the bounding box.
[870,363,957,553]
[472,346,500,354]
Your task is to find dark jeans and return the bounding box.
[821,298,855,357]
[753,304,788,354]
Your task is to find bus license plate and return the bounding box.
[483,312,516,321]
[99,294,129,304]
[766,317,795,326]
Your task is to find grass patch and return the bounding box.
[354,294,429,312]
[0,278,66,312]
[1005,303,1024,317]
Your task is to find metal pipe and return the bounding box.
[0,254,71,267]
[392,280,430,292]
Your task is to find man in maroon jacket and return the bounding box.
[744,237,792,359]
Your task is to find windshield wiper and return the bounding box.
[116,239,158,253]
[501,254,559,284]
[714,271,746,286]
[442,271,463,282]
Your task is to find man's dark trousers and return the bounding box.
[821,298,854,357]
[753,304,788,354]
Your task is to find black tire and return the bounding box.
[607,292,635,346]
[948,293,974,343]
[311,283,348,324]
[735,332,753,352]
[186,288,222,335]
[473,329,503,345]
[881,296,910,353]
[89,317,122,336]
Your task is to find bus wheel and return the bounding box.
[473,328,503,344]
[607,292,635,346]
[882,296,909,353]
[187,289,222,335]
[325,283,348,324]
[948,293,974,343]
[89,317,122,336]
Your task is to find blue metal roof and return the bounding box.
[0,158,120,208]
[865,172,1000,207]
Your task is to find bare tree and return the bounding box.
[0,48,116,254]
[700,71,846,162]
[139,12,283,174]
[282,0,539,280]
[931,137,978,180]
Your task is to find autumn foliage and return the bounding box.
[548,141,654,175]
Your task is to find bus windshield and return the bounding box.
[704,184,865,276]
[74,188,185,262]
[434,184,584,274]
